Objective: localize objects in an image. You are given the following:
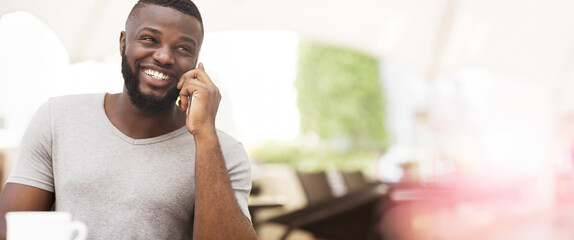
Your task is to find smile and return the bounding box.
[144,69,170,81]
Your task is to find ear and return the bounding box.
[192,46,202,69]
[119,31,126,54]
[192,57,199,70]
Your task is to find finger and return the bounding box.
[178,74,194,89]
[180,76,210,90]
[178,90,190,112]
[185,63,214,85]
[177,65,200,89]
[178,73,208,90]
[179,80,212,111]
[178,83,195,112]
[178,72,197,89]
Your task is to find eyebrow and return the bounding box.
[140,27,196,45]
[141,27,161,35]
[179,36,195,44]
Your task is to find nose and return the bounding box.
[153,44,175,66]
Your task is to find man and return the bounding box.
[0,0,257,239]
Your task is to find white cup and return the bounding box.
[6,211,87,240]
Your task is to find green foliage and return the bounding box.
[249,41,387,173]
[249,140,302,164]
[248,137,380,173]
[295,41,387,151]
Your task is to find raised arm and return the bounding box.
[0,183,55,240]
[193,133,256,239]
[178,63,257,240]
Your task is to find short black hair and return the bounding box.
[127,0,203,31]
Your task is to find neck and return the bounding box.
[104,91,186,139]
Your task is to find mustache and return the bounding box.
[120,51,180,114]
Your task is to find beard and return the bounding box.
[121,51,180,114]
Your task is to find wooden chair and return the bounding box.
[296,171,334,205]
[266,171,387,240]
[341,171,370,193]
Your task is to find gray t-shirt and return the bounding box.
[7,93,252,240]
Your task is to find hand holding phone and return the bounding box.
[177,63,221,136]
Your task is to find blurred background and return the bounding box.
[3,0,574,239]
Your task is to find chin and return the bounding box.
[122,61,179,114]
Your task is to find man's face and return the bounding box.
[120,4,203,114]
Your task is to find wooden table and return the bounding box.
[264,183,388,240]
[248,195,286,228]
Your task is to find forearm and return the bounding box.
[0,183,55,240]
[192,131,256,240]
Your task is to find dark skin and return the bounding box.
[0,5,256,240]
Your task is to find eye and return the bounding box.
[177,46,193,55]
[140,36,157,43]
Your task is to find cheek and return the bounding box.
[125,48,145,71]
[178,58,197,73]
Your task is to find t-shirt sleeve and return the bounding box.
[7,100,55,192]
[221,136,253,222]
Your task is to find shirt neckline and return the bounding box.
[97,93,189,145]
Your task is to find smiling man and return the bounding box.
[0,0,257,239]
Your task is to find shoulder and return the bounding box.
[28,93,104,122]
[35,93,106,127]
[216,130,242,147]
[43,93,105,117]
[48,93,105,108]
[216,130,250,163]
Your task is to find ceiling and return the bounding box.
[0,0,395,62]
[2,0,574,94]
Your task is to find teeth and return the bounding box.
[144,69,170,81]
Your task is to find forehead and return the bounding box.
[126,4,203,40]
